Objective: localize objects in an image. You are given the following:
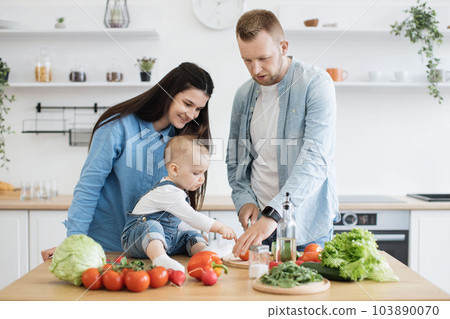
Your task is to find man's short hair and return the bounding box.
[236,9,284,41]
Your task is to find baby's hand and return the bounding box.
[218,225,237,241]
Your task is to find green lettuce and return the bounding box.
[49,234,106,286]
[320,228,399,282]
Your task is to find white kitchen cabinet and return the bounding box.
[0,210,28,290]
[29,210,68,270]
[410,210,450,294]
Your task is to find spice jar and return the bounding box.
[35,48,52,82]
[69,64,86,82]
[248,244,270,279]
[106,64,123,82]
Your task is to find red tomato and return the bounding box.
[269,261,282,270]
[102,263,113,273]
[124,270,150,292]
[239,250,250,261]
[301,252,321,263]
[303,244,323,254]
[121,267,134,277]
[114,256,124,263]
[102,270,124,291]
[295,259,305,266]
[81,268,102,290]
[148,266,169,288]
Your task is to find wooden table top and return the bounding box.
[0,252,449,301]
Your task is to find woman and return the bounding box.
[42,62,214,259]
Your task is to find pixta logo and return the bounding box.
[125,129,169,176]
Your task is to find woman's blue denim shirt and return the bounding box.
[66,114,175,251]
[226,57,340,244]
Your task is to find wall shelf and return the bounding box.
[333,82,450,88]
[0,28,159,40]
[284,28,450,39]
[8,82,153,88]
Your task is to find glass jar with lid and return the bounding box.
[69,64,86,82]
[248,244,270,279]
[35,48,52,82]
[106,64,123,82]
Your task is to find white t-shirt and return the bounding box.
[250,84,280,209]
[131,179,215,233]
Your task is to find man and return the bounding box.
[227,9,339,256]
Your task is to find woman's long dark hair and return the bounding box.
[90,62,214,210]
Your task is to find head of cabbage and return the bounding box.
[49,234,106,286]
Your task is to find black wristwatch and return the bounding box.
[261,206,281,223]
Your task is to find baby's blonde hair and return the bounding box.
[164,135,210,167]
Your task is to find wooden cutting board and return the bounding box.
[222,254,249,269]
[252,279,330,295]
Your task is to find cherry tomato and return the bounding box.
[114,256,124,263]
[102,270,124,291]
[102,263,113,272]
[269,261,282,270]
[301,251,321,263]
[81,268,102,290]
[295,259,305,266]
[121,267,134,277]
[148,266,169,288]
[124,270,150,292]
[239,250,250,261]
[303,244,323,254]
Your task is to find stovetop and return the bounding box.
[407,194,450,202]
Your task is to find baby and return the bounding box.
[121,135,236,272]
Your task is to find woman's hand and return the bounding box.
[238,203,259,230]
[41,247,56,261]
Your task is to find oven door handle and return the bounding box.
[373,234,406,242]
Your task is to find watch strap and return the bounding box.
[261,206,281,223]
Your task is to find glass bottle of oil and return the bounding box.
[275,192,296,262]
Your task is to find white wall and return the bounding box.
[0,0,449,198]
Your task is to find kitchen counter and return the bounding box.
[0,252,448,301]
[1,195,450,211]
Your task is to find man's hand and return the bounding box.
[232,216,277,257]
[238,203,259,230]
[41,247,56,261]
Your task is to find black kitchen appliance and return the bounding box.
[407,193,450,202]
[335,196,409,265]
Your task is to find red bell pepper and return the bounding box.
[187,251,229,280]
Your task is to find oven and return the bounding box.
[333,210,409,265]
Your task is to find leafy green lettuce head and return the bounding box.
[320,228,398,282]
[49,234,106,286]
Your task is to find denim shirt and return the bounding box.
[226,57,340,244]
[66,114,175,251]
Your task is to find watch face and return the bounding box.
[193,0,245,30]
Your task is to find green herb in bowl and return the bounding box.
[259,261,323,288]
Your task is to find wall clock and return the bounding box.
[193,0,246,30]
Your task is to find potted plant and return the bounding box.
[390,0,444,104]
[0,58,15,169]
[55,17,66,29]
[137,57,156,82]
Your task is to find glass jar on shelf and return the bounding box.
[69,64,87,82]
[106,64,123,82]
[35,48,52,82]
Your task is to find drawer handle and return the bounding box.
[373,234,405,242]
